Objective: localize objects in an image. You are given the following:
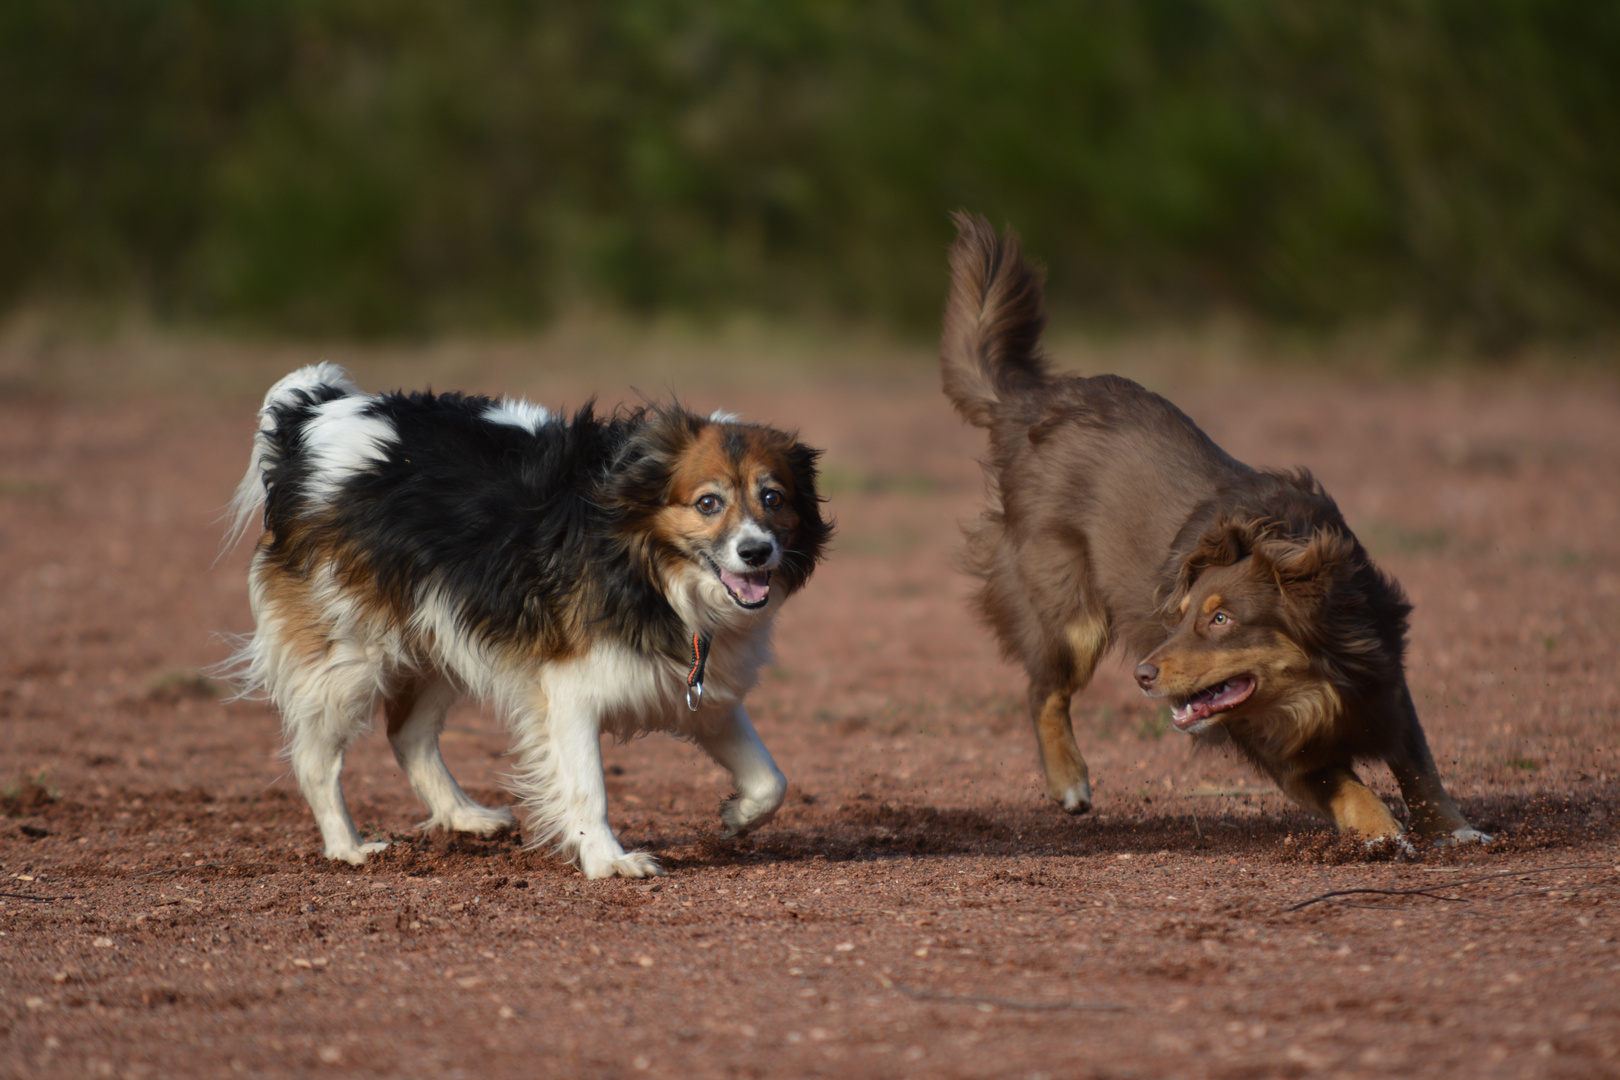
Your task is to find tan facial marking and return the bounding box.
[654,427,739,549]
[1201,593,1225,615]
[731,431,801,527]
[668,426,737,506]
[1150,634,1310,697]
[1178,594,1191,614]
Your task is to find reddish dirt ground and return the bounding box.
[2,337,1619,1079]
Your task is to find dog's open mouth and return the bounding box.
[1169,674,1257,730]
[703,554,771,610]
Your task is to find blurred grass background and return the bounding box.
[2,0,1617,351]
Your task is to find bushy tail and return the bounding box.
[939,212,1054,428]
[220,361,360,552]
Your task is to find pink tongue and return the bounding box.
[721,568,770,602]
[1170,700,1209,729]
[1170,677,1255,728]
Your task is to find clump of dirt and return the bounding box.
[1274,830,1413,865]
[2,772,57,817]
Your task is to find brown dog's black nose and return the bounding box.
[1134,662,1159,690]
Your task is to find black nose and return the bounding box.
[737,539,774,568]
[1134,662,1159,691]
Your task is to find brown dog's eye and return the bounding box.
[760,488,783,509]
[696,494,723,515]
[1211,612,1230,626]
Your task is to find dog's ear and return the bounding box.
[1253,527,1401,686]
[1252,528,1356,612]
[777,438,833,591]
[603,405,701,555]
[1163,515,1264,616]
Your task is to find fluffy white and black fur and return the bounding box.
[223,363,830,878]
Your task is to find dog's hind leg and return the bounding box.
[277,640,390,865]
[1387,686,1491,845]
[1031,681,1089,813]
[1029,610,1109,814]
[694,704,788,840]
[385,677,515,836]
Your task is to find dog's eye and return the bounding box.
[1211,612,1230,626]
[760,488,783,509]
[696,494,723,515]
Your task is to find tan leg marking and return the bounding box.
[1277,765,1404,839]
[1031,611,1108,814]
[1035,688,1089,809]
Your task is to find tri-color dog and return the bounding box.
[224,364,830,877]
[940,215,1487,848]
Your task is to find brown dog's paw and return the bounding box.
[1050,780,1092,815]
[1432,826,1493,847]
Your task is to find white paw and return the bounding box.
[1363,835,1417,860]
[719,790,785,840]
[581,850,665,880]
[1054,781,1093,815]
[571,829,665,879]
[444,805,517,836]
[1435,826,1493,847]
[325,839,389,865]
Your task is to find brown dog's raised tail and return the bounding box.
[939,212,1055,428]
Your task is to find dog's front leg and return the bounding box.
[515,690,662,879]
[694,704,787,839]
[1387,686,1491,845]
[1275,763,1409,848]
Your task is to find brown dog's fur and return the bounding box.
[941,213,1487,847]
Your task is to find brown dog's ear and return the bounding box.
[1252,528,1356,611]
[1163,515,1266,615]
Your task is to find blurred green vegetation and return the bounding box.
[2,0,1617,342]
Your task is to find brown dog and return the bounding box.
[940,213,1488,848]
